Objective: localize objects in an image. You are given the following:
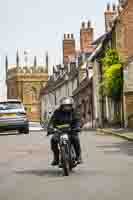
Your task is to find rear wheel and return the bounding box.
[61,145,70,176]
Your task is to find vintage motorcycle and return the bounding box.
[49,124,78,176]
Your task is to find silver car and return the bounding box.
[0,99,29,134]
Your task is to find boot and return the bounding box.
[76,154,83,165]
[51,152,59,166]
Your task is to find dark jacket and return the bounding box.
[47,107,81,134]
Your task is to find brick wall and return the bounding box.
[63,34,75,64]
[80,21,94,53]
[117,0,133,59]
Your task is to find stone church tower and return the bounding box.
[7,51,49,122]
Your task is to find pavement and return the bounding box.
[29,122,44,131]
[82,122,95,131]
[1,130,133,199]
[97,128,133,141]
[0,122,43,135]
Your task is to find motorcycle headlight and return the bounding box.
[60,134,69,140]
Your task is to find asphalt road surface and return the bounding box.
[0,130,133,200]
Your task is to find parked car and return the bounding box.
[0,99,29,134]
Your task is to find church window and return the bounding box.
[32,87,38,102]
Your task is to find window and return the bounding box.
[0,102,23,110]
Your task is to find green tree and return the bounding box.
[101,48,123,100]
[100,48,123,124]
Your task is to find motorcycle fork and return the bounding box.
[58,142,69,165]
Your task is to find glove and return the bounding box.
[47,126,54,136]
[46,131,51,136]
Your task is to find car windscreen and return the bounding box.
[0,102,23,110]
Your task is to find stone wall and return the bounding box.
[124,59,133,128]
[7,66,48,122]
[73,77,93,127]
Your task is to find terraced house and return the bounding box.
[105,0,133,128]
[40,21,94,126]
[40,62,79,122]
[89,0,133,129]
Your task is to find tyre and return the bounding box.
[61,145,70,176]
[23,128,29,134]
[18,127,29,134]
[69,145,77,171]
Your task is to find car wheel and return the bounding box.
[18,127,29,134]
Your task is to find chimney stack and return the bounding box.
[80,21,94,53]
[63,33,75,64]
[119,0,127,8]
[104,3,117,32]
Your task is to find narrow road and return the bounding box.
[0,130,133,200]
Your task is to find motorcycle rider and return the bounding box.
[47,97,82,166]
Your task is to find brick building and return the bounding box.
[7,53,48,122]
[63,21,94,64]
[40,63,79,123]
[73,77,93,127]
[124,58,133,128]
[113,0,133,128]
[94,0,133,128]
[41,21,94,126]
[75,22,94,126]
[110,0,132,60]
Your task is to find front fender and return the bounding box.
[60,134,69,145]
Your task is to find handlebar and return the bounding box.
[47,126,81,136]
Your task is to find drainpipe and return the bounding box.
[51,90,56,106]
[121,67,125,128]
[99,60,104,128]
[55,92,57,105]
[91,81,94,128]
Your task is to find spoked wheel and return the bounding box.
[61,145,70,176]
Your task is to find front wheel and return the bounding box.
[69,145,77,171]
[61,145,70,176]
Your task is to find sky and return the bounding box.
[0,0,117,99]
